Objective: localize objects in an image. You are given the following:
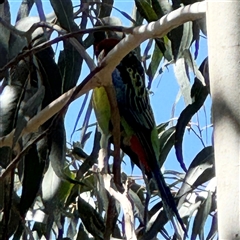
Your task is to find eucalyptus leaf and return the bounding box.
[58,40,83,92]
[173,57,192,106]
[191,191,212,240]
[175,58,209,171]
[141,206,170,240]
[51,0,83,92]
[159,127,175,168]
[98,0,114,18]
[48,117,82,184]
[129,189,145,224]
[206,212,217,240]
[152,0,172,16]
[15,12,56,39]
[184,50,206,87]
[177,146,214,208]
[77,196,105,240]
[16,0,34,22]
[9,12,55,63]
[0,61,30,167]
[146,42,163,88]
[135,0,158,22]
[50,0,74,31]
[76,223,91,240]
[168,19,193,60]
[0,1,10,70]
[156,121,170,134]
[13,85,45,146]
[41,164,62,210]
[151,0,165,17]
[178,22,193,57]
[19,145,45,217]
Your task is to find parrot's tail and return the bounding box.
[152,168,187,236]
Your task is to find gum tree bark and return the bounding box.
[207,2,240,239]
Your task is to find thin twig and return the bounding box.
[190,125,205,147]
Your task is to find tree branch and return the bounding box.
[0,2,206,149]
[103,174,137,240]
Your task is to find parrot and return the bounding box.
[92,38,186,234]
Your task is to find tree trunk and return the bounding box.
[207,2,240,239]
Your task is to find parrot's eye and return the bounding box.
[127,68,133,74]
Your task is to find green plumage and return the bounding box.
[92,86,111,136]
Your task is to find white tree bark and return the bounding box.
[207,1,240,239]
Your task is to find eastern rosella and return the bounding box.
[92,38,185,233]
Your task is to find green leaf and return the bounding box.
[35,46,63,103]
[13,85,45,146]
[129,180,145,204]
[115,7,136,24]
[77,196,105,240]
[50,0,74,31]
[192,20,200,59]
[0,61,30,167]
[42,159,74,204]
[58,41,83,92]
[177,146,214,207]
[151,0,165,17]
[41,158,75,239]
[198,17,207,36]
[48,117,82,185]
[76,224,91,240]
[156,121,170,134]
[168,21,193,60]
[173,57,192,106]
[132,3,144,25]
[152,0,171,16]
[191,192,212,240]
[206,212,217,240]
[135,0,158,22]
[142,202,170,240]
[184,50,207,88]
[0,2,10,71]
[129,189,145,223]
[159,127,176,168]
[146,42,163,87]
[8,15,47,74]
[179,22,193,56]
[175,59,209,170]
[50,0,83,91]
[77,128,100,179]
[98,0,114,18]
[19,145,45,216]
[16,0,34,22]
[168,24,183,60]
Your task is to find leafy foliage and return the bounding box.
[0,1,214,240]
